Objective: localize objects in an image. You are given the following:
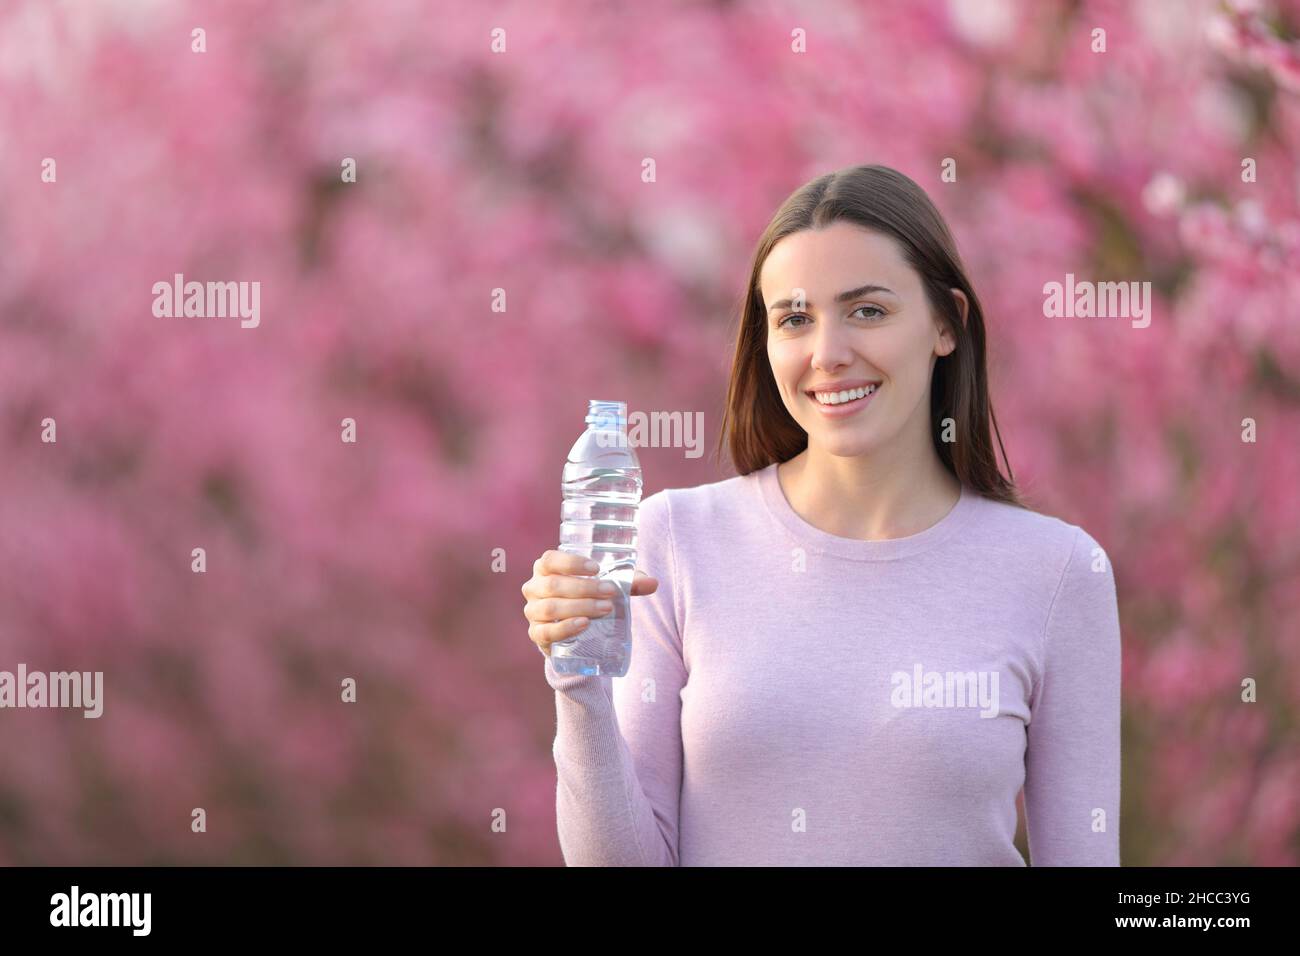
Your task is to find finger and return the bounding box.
[542,550,601,577]
[531,616,591,651]
[524,596,615,624]
[540,572,621,600]
[630,571,659,596]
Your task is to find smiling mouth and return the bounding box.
[808,383,879,406]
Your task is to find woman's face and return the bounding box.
[760,222,962,460]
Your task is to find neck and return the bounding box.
[777,441,961,542]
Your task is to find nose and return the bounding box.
[810,314,854,373]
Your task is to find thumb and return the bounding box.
[630,570,659,596]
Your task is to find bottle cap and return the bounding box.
[585,399,627,429]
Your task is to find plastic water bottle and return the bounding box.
[552,399,643,677]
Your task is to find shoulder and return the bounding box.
[970,495,1119,668]
[966,492,1111,586]
[639,470,759,528]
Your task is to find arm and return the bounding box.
[543,490,686,866]
[1024,526,1122,866]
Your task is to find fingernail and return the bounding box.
[598,582,617,595]
[595,600,612,612]
[584,560,599,572]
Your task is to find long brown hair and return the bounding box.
[714,164,1023,508]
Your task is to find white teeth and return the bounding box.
[814,385,876,405]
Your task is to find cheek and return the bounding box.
[767,350,806,412]
[766,343,797,385]
[869,328,927,381]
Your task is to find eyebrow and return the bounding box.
[764,283,898,314]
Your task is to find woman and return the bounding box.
[521,165,1121,866]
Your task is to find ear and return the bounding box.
[951,288,969,327]
[937,288,968,357]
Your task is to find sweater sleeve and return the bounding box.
[1024,526,1122,866]
[542,490,686,866]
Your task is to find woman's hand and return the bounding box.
[522,550,659,657]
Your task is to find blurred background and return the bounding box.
[0,0,1297,865]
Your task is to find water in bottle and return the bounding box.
[552,399,643,676]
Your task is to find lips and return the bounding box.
[805,380,882,399]
[808,383,879,418]
[807,383,879,405]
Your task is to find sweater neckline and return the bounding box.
[754,460,978,561]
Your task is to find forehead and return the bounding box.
[759,223,909,295]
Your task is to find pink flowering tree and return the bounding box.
[0,0,1295,863]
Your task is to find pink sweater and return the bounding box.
[544,462,1122,866]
